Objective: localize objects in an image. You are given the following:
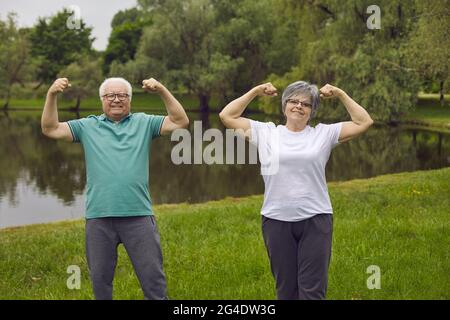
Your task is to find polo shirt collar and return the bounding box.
[99,112,133,123]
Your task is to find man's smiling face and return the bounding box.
[101,81,131,121]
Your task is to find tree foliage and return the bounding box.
[0,13,33,109]
[262,0,426,121]
[404,0,450,105]
[58,57,103,111]
[103,8,148,75]
[3,1,449,117]
[127,0,296,111]
[29,9,94,86]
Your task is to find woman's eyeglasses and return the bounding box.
[286,99,312,108]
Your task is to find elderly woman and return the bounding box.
[219,81,373,300]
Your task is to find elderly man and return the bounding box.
[41,77,189,300]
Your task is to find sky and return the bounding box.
[0,0,138,50]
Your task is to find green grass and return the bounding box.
[1,168,449,300]
[401,93,450,129]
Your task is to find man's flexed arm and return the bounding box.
[142,78,189,135]
[41,78,74,142]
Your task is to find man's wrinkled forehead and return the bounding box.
[104,81,128,93]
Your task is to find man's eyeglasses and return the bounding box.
[286,99,312,108]
[102,93,130,101]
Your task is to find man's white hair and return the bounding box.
[99,77,133,101]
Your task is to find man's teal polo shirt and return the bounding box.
[67,112,165,219]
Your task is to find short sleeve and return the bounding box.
[320,122,343,149]
[67,117,93,143]
[249,119,276,146]
[249,119,280,176]
[146,114,166,139]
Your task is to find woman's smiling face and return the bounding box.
[284,94,313,124]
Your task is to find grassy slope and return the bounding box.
[401,94,450,129]
[0,169,449,300]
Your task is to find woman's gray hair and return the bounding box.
[99,77,133,101]
[281,81,320,119]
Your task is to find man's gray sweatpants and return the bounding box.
[85,215,167,300]
[261,214,333,300]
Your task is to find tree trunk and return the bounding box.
[74,96,81,112]
[198,93,210,113]
[200,109,211,129]
[439,80,445,106]
[438,133,442,157]
[3,87,11,110]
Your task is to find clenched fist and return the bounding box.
[48,78,71,96]
[142,78,164,93]
[254,82,278,97]
[319,84,344,99]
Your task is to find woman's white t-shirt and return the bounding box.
[249,119,343,222]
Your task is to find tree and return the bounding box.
[0,13,33,109]
[405,0,450,105]
[212,0,298,102]
[136,0,235,111]
[103,8,149,75]
[111,7,142,28]
[58,57,103,111]
[261,0,422,121]
[29,8,94,87]
[134,0,284,111]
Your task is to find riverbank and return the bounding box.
[398,93,450,131]
[5,93,450,132]
[5,89,260,113]
[1,167,449,299]
[5,92,205,112]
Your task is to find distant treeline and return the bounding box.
[0,0,449,119]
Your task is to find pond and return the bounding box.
[1,110,449,228]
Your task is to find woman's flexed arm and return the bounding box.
[320,84,374,143]
[219,83,277,139]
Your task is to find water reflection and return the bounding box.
[0,110,449,228]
